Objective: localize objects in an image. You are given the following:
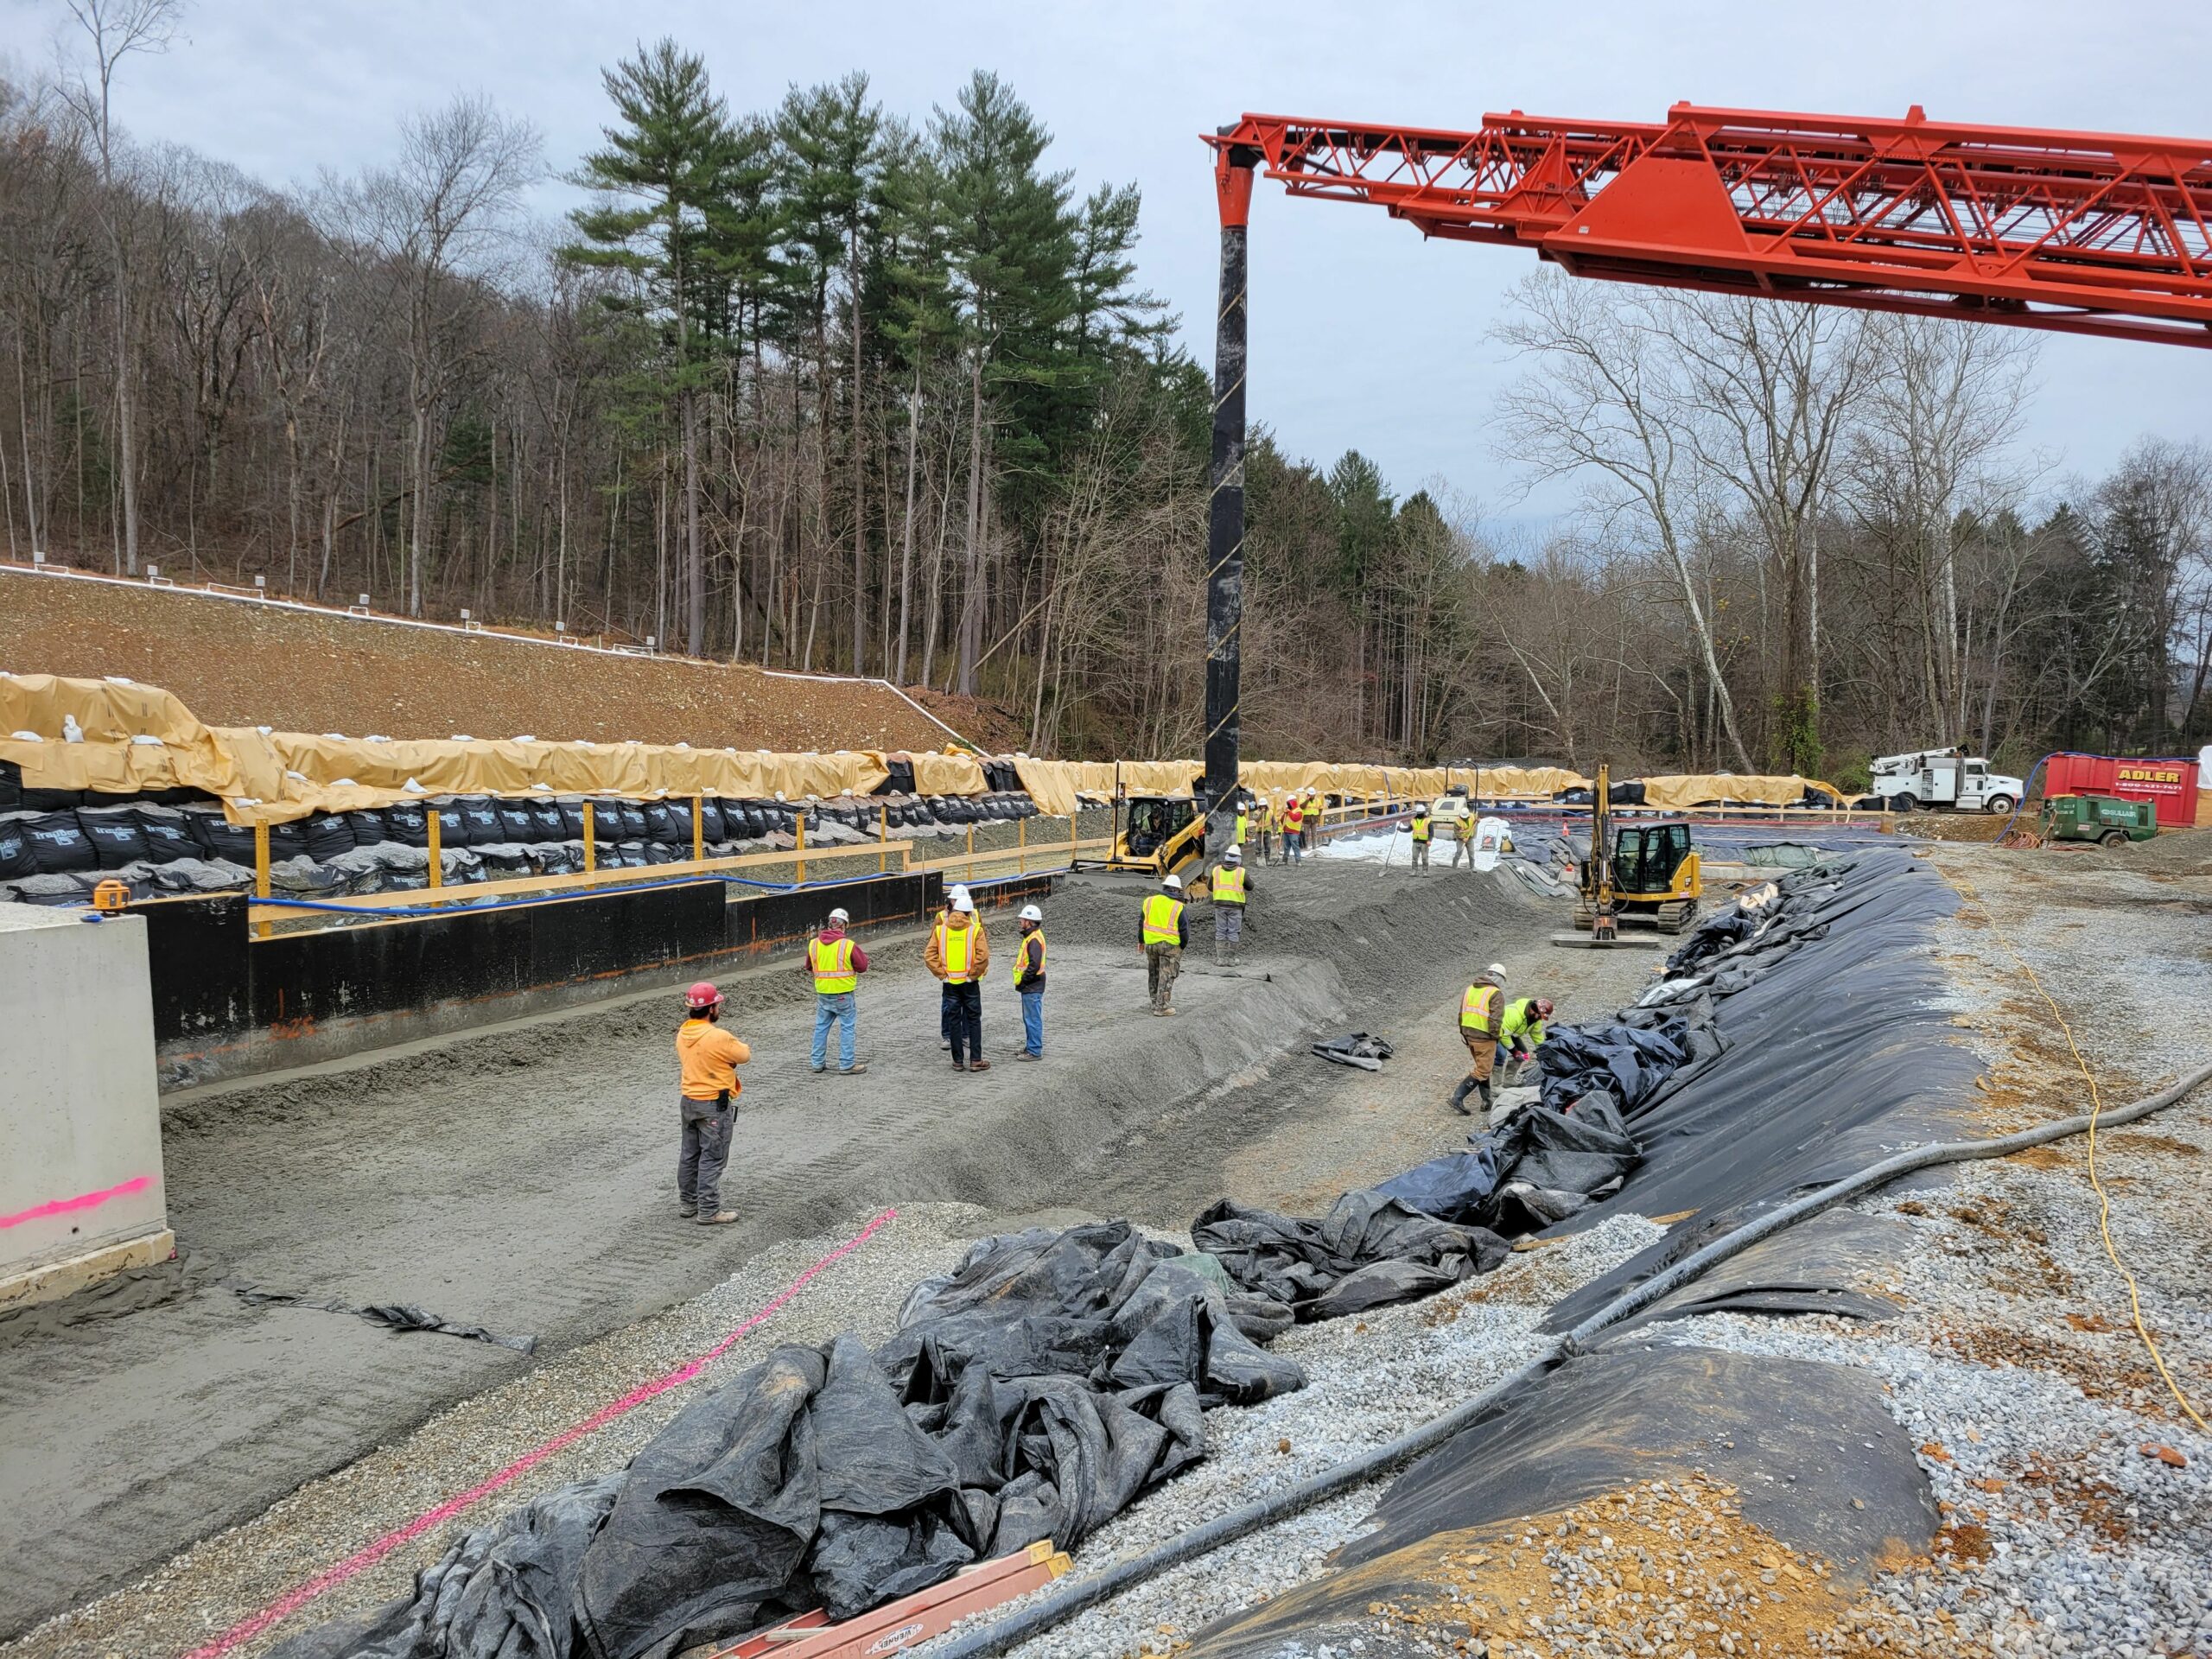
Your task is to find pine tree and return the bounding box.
[564,38,734,658]
[932,71,1076,696]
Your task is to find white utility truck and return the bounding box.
[1870,748,2024,814]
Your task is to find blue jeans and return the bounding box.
[811,990,856,1070]
[1020,988,1045,1056]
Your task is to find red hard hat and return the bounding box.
[1535,998,1555,1017]
[685,982,723,1011]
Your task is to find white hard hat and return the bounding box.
[949,884,970,902]
[1019,904,1042,922]
[1486,962,1507,980]
[1224,845,1243,861]
[1162,874,1182,890]
[828,907,849,924]
[952,892,976,913]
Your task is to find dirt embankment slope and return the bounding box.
[0,571,1018,752]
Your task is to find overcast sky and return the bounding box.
[12,0,2209,526]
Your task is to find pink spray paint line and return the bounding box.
[180,1205,899,1659]
[0,1174,155,1230]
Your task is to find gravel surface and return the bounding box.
[950,1217,1669,1659]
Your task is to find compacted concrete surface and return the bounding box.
[0,861,1654,1642]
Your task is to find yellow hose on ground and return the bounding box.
[1950,868,2208,1433]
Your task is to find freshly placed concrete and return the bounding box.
[0,906,170,1312]
[0,861,1648,1647]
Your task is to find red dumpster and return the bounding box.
[2041,753,2200,828]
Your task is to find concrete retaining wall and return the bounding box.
[0,906,171,1307]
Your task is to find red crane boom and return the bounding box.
[1208,104,2212,347]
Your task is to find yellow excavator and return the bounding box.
[1567,762,1702,942]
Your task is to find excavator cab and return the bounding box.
[1107,795,1207,876]
[1568,764,1702,938]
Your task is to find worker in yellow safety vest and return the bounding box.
[1012,903,1047,1060]
[1450,962,1508,1117]
[1234,798,1249,849]
[1281,795,1306,865]
[925,888,991,1071]
[1140,873,1187,1015]
[1501,995,1553,1070]
[1409,805,1433,872]
[804,906,871,1075]
[1207,843,1252,965]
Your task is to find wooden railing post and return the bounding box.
[427,804,443,889]
[692,793,704,862]
[797,814,807,886]
[879,802,888,874]
[253,821,271,939]
[582,801,596,873]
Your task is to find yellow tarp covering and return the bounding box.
[1637,773,1827,810]
[3,673,1845,824]
[907,751,988,797]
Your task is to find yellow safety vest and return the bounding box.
[807,935,857,994]
[1460,982,1500,1033]
[1502,996,1546,1048]
[1013,927,1046,987]
[1142,893,1185,945]
[940,918,981,983]
[1211,866,1246,905]
[1235,810,1249,842]
[1412,817,1432,843]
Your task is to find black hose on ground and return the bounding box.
[928,1059,2212,1659]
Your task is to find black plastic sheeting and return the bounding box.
[271,1224,1300,1659]
[1563,1209,1910,1341]
[1555,847,1972,1233]
[1191,1194,1510,1322]
[1376,1093,1643,1234]
[229,1286,540,1355]
[1182,1346,1937,1659]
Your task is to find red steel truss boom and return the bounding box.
[1191,102,2211,812]
[1207,104,2212,347]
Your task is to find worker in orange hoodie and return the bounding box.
[675,982,750,1224]
[925,887,992,1071]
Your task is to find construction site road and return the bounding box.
[0,861,1656,1646]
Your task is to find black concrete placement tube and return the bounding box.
[1202,143,1257,817]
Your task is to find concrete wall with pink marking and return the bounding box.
[0,906,168,1278]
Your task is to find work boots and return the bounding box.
[1478,1078,1496,1116]
[1448,1077,1478,1116]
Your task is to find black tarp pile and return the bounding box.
[274,1223,1302,1659]
[1190,1194,1510,1321]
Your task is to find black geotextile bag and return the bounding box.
[76,804,150,869]
[558,800,590,840]
[696,798,726,842]
[527,800,566,842]
[383,804,430,848]
[0,816,36,880]
[497,802,537,841]
[456,798,505,846]
[134,804,199,863]
[613,803,649,842]
[345,808,390,847]
[302,813,357,862]
[1191,1193,1510,1323]
[21,810,98,874]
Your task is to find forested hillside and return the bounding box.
[1,39,2206,779]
